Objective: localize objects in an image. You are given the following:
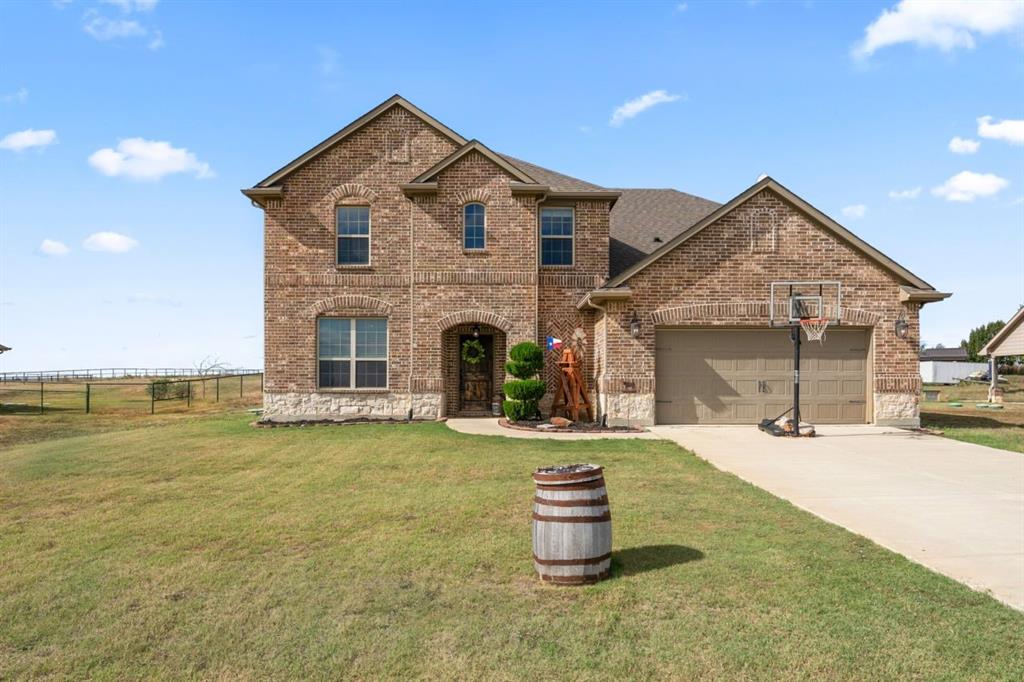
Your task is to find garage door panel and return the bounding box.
[655,329,869,425]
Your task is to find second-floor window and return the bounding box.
[463,203,485,250]
[337,206,370,265]
[540,207,574,266]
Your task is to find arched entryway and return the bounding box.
[441,323,508,417]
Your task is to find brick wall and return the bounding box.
[599,188,921,426]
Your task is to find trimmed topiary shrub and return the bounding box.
[503,341,546,421]
[502,399,536,422]
[503,379,546,402]
[505,342,544,380]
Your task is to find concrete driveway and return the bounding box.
[650,425,1024,611]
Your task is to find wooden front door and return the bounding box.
[459,334,493,413]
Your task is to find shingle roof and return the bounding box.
[498,156,721,277]
[498,154,605,191]
[920,347,968,361]
[608,189,721,277]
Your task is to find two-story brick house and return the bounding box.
[243,95,949,427]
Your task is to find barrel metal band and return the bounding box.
[533,495,609,507]
[535,479,606,492]
[533,552,612,566]
[531,512,611,523]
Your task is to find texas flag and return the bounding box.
[546,336,563,351]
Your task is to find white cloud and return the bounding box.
[1,88,28,104]
[977,115,1024,145]
[677,3,688,11]
[948,136,979,154]
[888,187,921,200]
[852,0,1024,58]
[841,204,867,219]
[83,10,146,40]
[0,128,57,152]
[88,138,214,181]
[147,29,164,50]
[83,231,139,253]
[931,171,1008,202]
[101,0,159,11]
[609,90,683,127]
[39,239,70,256]
[127,292,181,307]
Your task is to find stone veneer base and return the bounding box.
[263,391,443,422]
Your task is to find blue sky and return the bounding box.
[1,0,1022,371]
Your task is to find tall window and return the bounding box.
[337,206,370,265]
[540,207,574,266]
[318,318,388,389]
[463,203,485,250]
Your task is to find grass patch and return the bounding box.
[922,376,1024,453]
[1,415,1022,679]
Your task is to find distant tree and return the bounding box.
[194,355,229,376]
[961,321,1005,362]
[935,343,945,349]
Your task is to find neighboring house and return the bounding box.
[982,308,1024,360]
[919,347,986,385]
[243,95,949,427]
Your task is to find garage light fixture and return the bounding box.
[894,314,909,339]
[629,312,641,338]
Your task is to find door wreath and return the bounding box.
[461,338,486,366]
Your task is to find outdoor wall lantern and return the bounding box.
[629,312,641,338]
[472,324,481,338]
[894,314,910,339]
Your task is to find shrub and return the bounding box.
[505,342,544,380]
[503,341,546,421]
[502,399,538,422]
[503,379,546,401]
[149,379,188,400]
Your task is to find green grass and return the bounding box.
[1,414,1022,679]
[921,376,1024,453]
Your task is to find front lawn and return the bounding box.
[1,414,1021,679]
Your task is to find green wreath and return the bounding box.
[461,338,486,366]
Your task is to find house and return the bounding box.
[981,307,1024,360]
[919,347,986,385]
[243,95,949,427]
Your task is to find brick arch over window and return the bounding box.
[308,294,393,317]
[649,302,881,326]
[325,183,379,204]
[435,309,513,333]
[453,188,491,206]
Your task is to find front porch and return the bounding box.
[441,323,507,418]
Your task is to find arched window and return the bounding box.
[463,203,485,250]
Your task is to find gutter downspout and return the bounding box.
[581,293,609,422]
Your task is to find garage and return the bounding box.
[655,328,870,424]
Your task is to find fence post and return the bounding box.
[240,375,244,398]
[260,373,264,393]
[85,383,91,414]
[187,380,192,407]
[151,381,155,415]
[216,376,220,402]
[40,382,44,415]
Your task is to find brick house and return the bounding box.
[243,95,949,427]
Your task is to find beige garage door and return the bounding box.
[655,329,870,425]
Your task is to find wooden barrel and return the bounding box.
[532,464,611,584]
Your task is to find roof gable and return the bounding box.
[255,95,468,188]
[409,140,538,185]
[606,177,936,291]
[982,306,1024,356]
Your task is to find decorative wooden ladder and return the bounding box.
[551,347,594,422]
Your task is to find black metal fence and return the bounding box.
[0,372,263,415]
[0,368,262,382]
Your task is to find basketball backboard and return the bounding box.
[769,281,842,327]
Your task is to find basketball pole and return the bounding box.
[790,324,802,436]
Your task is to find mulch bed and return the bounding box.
[252,417,439,428]
[498,417,645,434]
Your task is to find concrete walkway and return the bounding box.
[445,418,658,440]
[650,424,1024,611]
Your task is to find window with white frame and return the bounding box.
[317,318,388,389]
[337,206,370,265]
[540,207,574,266]
[463,203,485,250]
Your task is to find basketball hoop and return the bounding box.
[800,317,829,343]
